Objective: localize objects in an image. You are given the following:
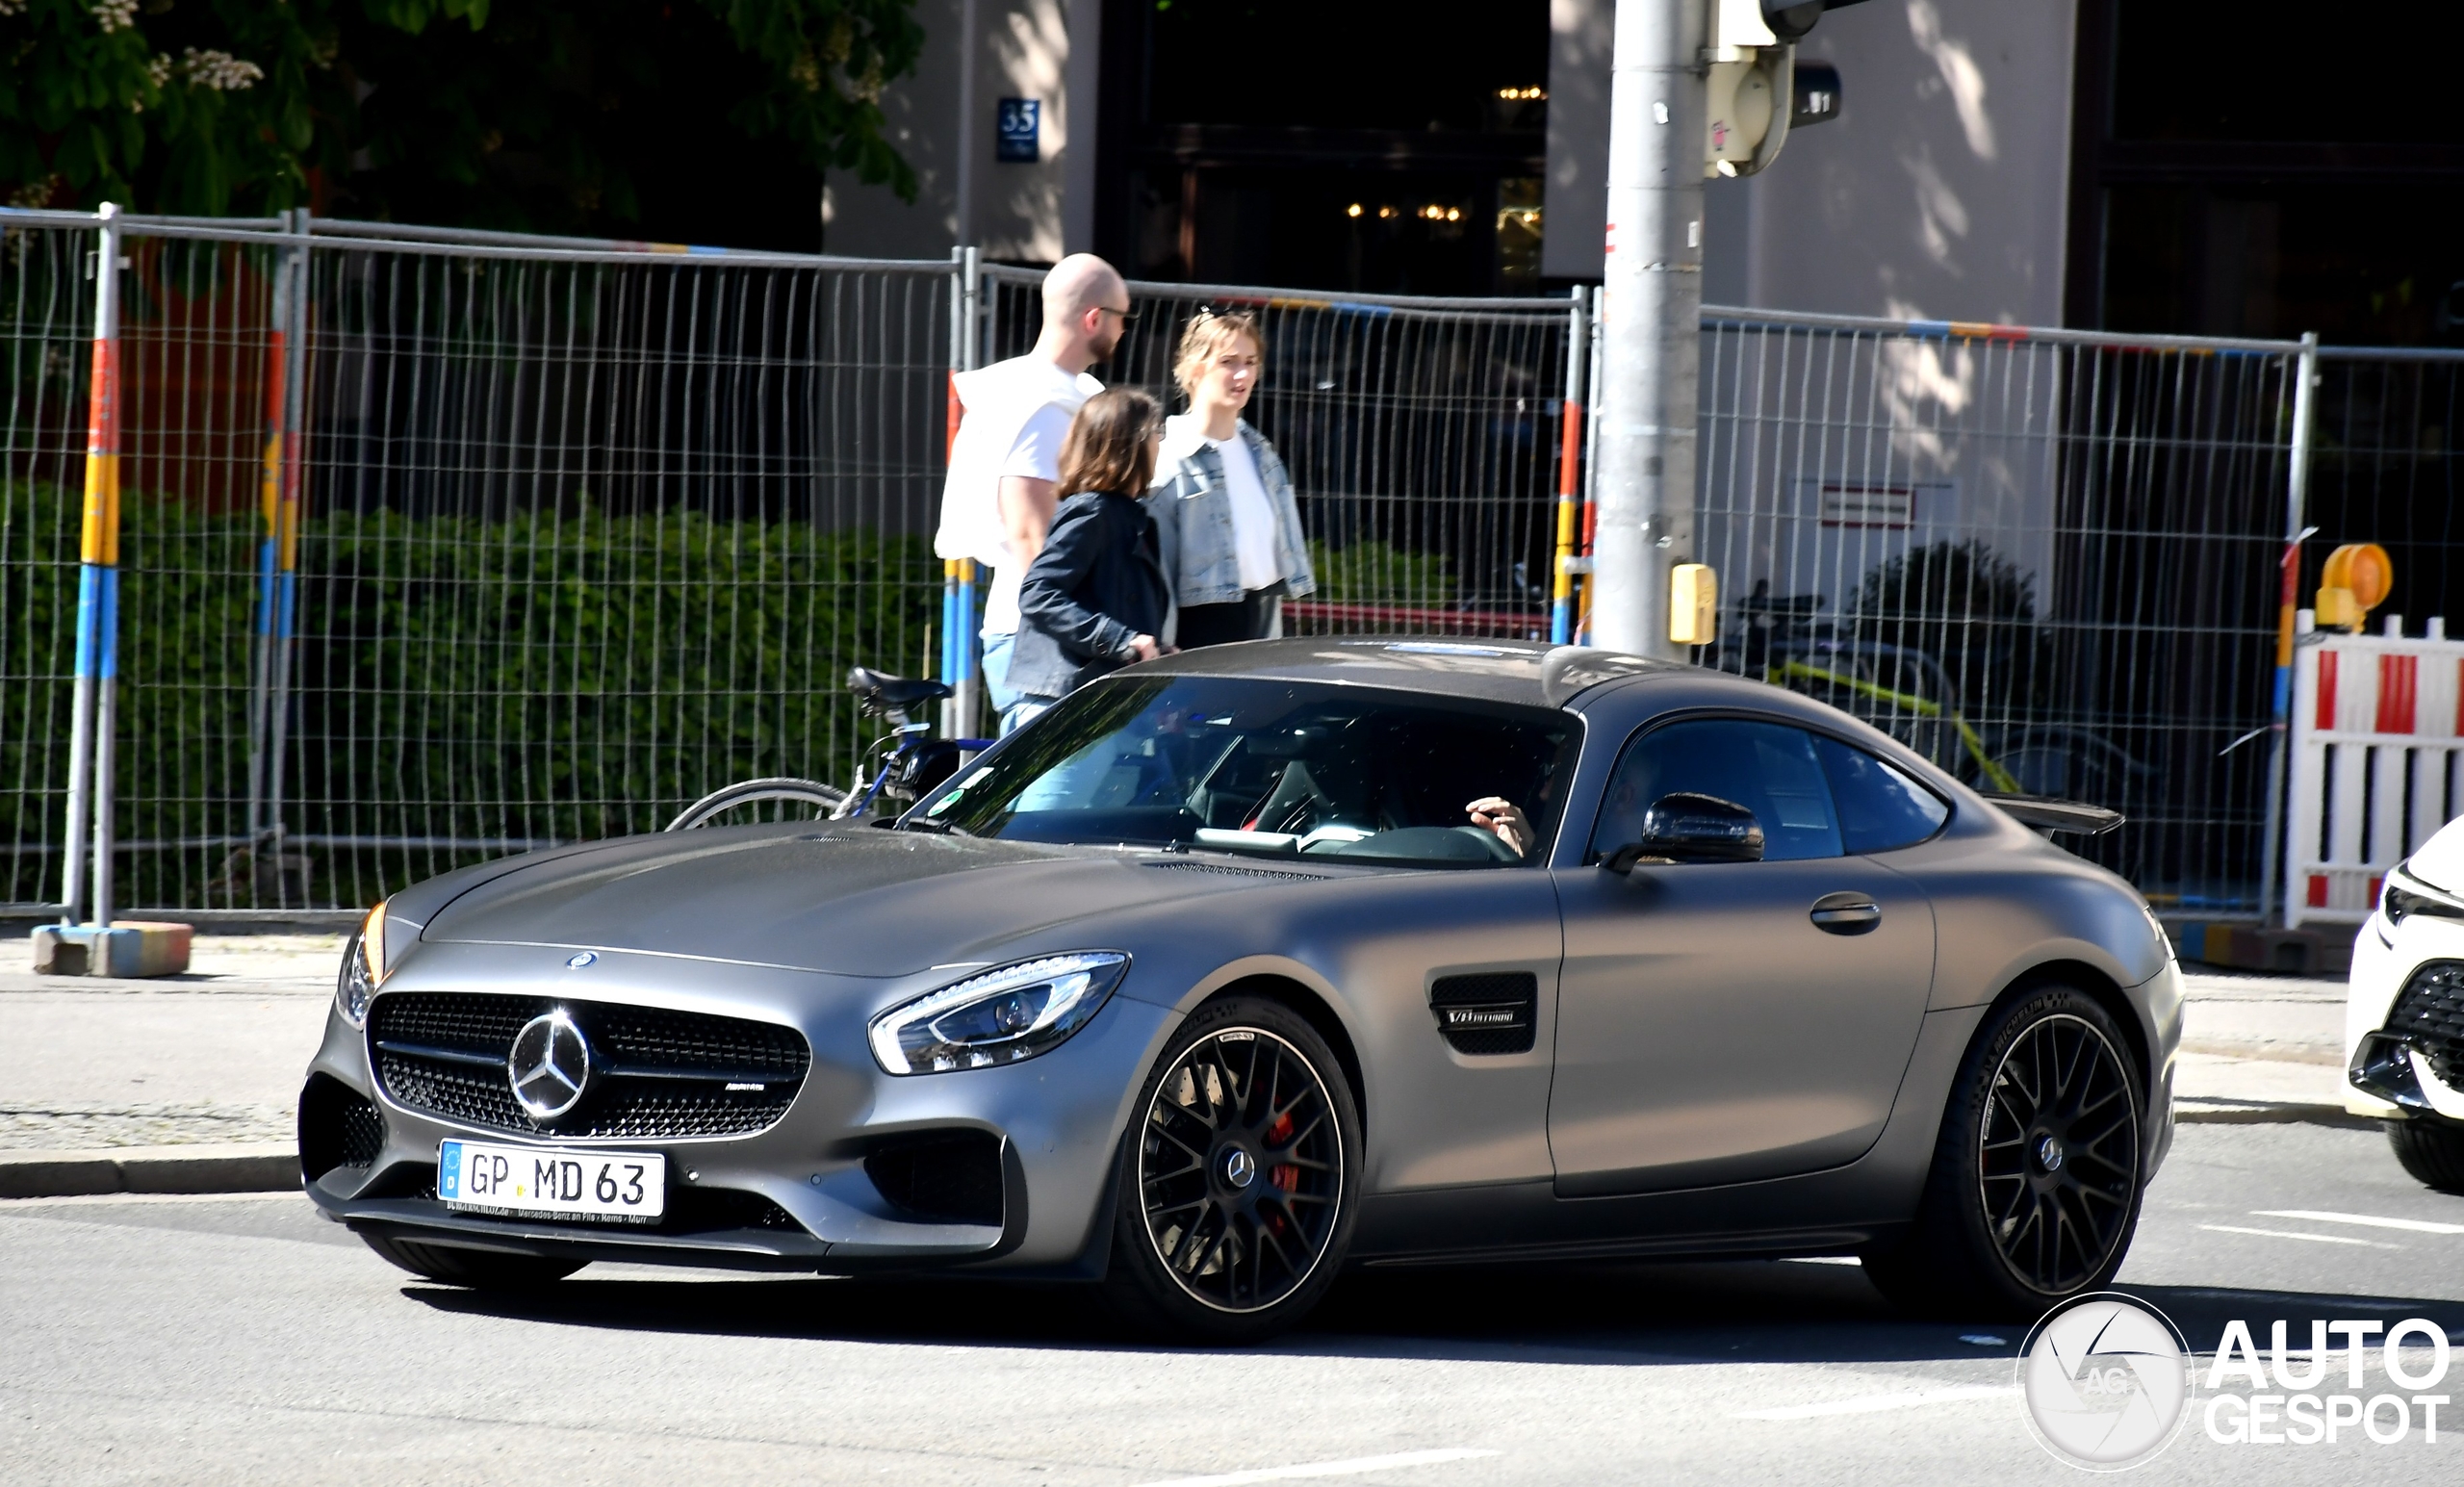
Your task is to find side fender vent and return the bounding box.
[1429,972,1538,1056]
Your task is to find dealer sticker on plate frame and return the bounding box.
[438,1140,666,1223]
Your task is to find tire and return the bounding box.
[664,778,847,831]
[1104,995,1362,1345]
[1863,985,2148,1320]
[2387,1118,2464,1193]
[361,1233,584,1289]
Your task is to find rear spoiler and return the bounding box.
[1981,795,2124,835]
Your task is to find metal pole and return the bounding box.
[2258,331,2320,927]
[1593,0,1707,657]
[58,204,120,927]
[1552,286,1590,645]
[85,204,126,935]
[260,208,312,906]
[1578,285,1606,642]
[245,221,295,856]
[953,245,984,736]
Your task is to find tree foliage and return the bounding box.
[0,0,922,230]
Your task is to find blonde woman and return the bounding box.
[1144,309,1316,647]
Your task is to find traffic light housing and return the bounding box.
[1705,0,1863,178]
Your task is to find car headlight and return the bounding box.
[868,952,1129,1075]
[335,901,389,1029]
[2383,863,2464,930]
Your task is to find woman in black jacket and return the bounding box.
[1002,389,1175,731]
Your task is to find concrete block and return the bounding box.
[0,1143,296,1199]
[2171,922,2358,978]
[31,921,193,978]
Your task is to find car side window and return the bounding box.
[1588,718,1843,862]
[1815,736,1949,854]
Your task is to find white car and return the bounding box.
[2347,814,2464,1191]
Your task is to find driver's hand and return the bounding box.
[1466,797,1534,858]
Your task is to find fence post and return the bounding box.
[1577,286,1606,643]
[245,216,295,862]
[2260,331,2321,927]
[1552,286,1589,645]
[57,204,120,930]
[256,208,311,907]
[946,244,983,738]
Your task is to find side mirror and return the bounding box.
[1604,792,1766,872]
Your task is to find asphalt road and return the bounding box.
[6,1120,2462,1486]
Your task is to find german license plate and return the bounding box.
[437,1140,666,1223]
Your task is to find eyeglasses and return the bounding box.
[1096,304,1140,323]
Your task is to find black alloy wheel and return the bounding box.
[1864,986,2148,1320]
[1107,996,1360,1342]
[1978,1013,2141,1295]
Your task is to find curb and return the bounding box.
[0,1143,297,1199]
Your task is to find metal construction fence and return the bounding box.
[6,205,2461,918]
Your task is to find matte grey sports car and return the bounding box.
[298,639,2181,1339]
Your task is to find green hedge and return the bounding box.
[6,484,939,909]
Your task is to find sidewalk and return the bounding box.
[0,934,339,1194]
[0,936,2365,1197]
[2172,966,2353,1123]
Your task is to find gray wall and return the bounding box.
[823,0,1094,263]
[1549,0,2077,326]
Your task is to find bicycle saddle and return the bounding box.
[847,666,954,711]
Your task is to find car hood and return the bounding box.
[2408,815,2464,894]
[411,824,1272,977]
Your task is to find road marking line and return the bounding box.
[2200,1223,2400,1249]
[2254,1209,2464,1236]
[1136,1449,1500,1487]
[1735,1386,2015,1421]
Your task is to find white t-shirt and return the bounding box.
[935,355,1102,635]
[1162,414,1281,594]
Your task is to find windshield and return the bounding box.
[914,677,1579,868]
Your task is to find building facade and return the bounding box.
[826,0,2464,346]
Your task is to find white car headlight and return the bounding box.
[2382,863,2464,931]
[335,901,388,1029]
[868,952,1129,1075]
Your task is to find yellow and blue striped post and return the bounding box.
[59,203,122,928]
[245,224,295,853]
[1551,288,1590,646]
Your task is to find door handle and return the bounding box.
[1810,892,1883,935]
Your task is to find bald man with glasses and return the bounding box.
[936,254,1137,732]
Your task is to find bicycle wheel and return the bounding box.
[664,778,848,831]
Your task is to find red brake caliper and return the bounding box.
[1266,1111,1298,1196]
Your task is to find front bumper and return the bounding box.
[299,941,1178,1274]
[2344,916,2464,1123]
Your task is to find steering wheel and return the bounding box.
[1448,825,1526,861]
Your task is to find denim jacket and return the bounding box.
[1142,420,1317,610]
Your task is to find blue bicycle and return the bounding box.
[664,667,992,831]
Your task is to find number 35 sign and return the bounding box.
[997,98,1040,163]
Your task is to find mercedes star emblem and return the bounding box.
[1220,1147,1257,1190]
[508,1010,592,1121]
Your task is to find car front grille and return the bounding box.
[369,992,809,1141]
[2388,961,2464,1091]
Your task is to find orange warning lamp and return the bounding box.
[2316,543,2393,632]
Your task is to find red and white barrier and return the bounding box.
[2286,613,2464,925]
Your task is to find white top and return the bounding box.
[1162,414,1281,593]
[935,355,1103,635]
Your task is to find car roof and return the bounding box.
[1129,637,1695,707]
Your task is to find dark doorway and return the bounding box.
[1097,0,1552,295]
